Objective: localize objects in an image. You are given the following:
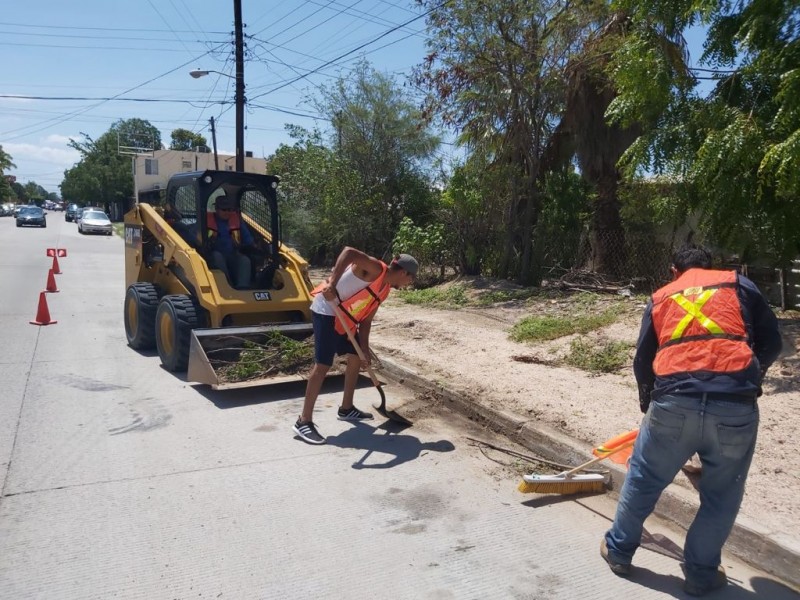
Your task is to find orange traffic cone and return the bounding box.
[30,292,57,326]
[45,268,59,293]
[52,254,62,274]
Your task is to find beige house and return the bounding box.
[131,148,268,209]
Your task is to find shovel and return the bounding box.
[330,302,412,426]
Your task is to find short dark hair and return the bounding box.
[672,243,712,272]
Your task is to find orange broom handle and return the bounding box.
[594,429,638,455]
[565,440,636,478]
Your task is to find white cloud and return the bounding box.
[5,141,80,167]
[3,137,82,190]
[43,134,75,146]
[0,95,35,104]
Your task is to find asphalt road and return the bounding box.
[0,214,797,599]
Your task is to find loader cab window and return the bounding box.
[240,187,274,235]
[166,183,200,248]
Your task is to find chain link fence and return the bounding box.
[537,226,800,307]
[536,226,674,292]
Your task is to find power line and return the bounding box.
[0,20,227,34]
[0,94,229,104]
[1,42,228,140]
[0,41,220,52]
[146,0,197,56]
[247,4,435,102]
[0,29,225,43]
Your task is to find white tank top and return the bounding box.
[311,265,370,316]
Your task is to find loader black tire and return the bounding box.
[124,283,160,350]
[155,294,198,372]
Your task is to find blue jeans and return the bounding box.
[209,250,251,288]
[605,393,758,587]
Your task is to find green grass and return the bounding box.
[396,284,470,308]
[509,309,619,343]
[112,222,125,237]
[564,337,632,373]
[474,288,541,306]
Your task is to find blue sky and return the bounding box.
[1,2,711,195]
[2,0,430,192]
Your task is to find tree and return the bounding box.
[0,145,16,201]
[24,181,49,204]
[435,155,508,276]
[268,125,338,262]
[613,0,800,262]
[114,118,162,152]
[542,8,693,276]
[285,61,440,259]
[11,181,26,203]
[415,0,600,284]
[170,128,208,151]
[314,61,440,255]
[60,118,158,209]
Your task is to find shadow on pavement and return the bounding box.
[193,374,373,409]
[640,530,684,561]
[521,490,607,509]
[599,525,798,599]
[626,567,799,599]
[325,421,455,469]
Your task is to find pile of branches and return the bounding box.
[554,268,635,295]
[210,332,315,383]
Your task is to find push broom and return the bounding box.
[518,431,637,495]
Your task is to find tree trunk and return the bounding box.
[591,174,626,278]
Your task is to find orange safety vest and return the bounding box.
[651,269,753,377]
[312,263,391,335]
[206,212,242,246]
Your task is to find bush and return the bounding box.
[564,337,631,373]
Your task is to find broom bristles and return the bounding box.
[518,473,608,495]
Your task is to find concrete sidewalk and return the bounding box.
[375,351,800,591]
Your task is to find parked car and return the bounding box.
[76,206,103,226]
[65,203,80,222]
[0,203,14,216]
[16,206,47,228]
[78,209,112,235]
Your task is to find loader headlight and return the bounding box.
[203,175,213,184]
[271,181,278,189]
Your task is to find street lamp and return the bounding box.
[189,63,244,171]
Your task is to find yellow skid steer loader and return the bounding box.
[123,170,316,389]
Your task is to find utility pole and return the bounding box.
[234,0,245,172]
[209,116,219,170]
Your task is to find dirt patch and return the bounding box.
[361,273,800,539]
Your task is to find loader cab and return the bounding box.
[164,170,281,289]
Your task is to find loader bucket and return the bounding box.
[187,323,315,390]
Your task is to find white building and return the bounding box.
[130,148,268,209]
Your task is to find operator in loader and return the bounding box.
[207,195,255,288]
[292,246,418,445]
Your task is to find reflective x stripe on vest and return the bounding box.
[311,263,390,335]
[651,269,752,376]
[669,289,725,340]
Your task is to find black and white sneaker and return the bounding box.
[337,406,374,421]
[293,419,326,445]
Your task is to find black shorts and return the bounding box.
[312,311,357,366]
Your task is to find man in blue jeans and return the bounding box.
[601,244,782,596]
[207,195,254,288]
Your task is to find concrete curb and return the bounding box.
[375,352,800,590]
